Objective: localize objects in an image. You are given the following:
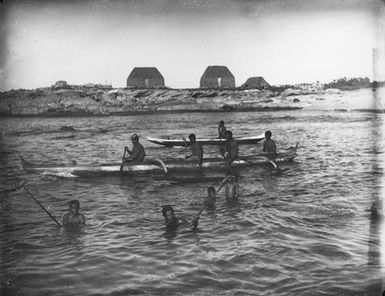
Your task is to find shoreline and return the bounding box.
[1,107,383,119]
[0,86,383,117]
[0,106,303,118]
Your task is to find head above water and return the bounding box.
[219,120,225,126]
[207,186,216,196]
[188,133,196,142]
[227,175,235,182]
[265,131,272,139]
[370,201,378,216]
[69,200,80,213]
[162,205,174,216]
[162,205,176,224]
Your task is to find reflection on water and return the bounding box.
[0,110,384,295]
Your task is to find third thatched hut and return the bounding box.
[241,77,270,90]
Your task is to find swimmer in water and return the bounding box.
[162,205,199,230]
[205,187,216,208]
[62,200,85,227]
[225,175,239,202]
[190,186,220,209]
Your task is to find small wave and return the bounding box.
[60,126,76,132]
[93,288,145,296]
[52,135,77,140]
[307,243,352,259]
[13,242,45,250]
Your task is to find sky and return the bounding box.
[0,0,384,90]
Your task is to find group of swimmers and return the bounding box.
[161,174,240,230]
[63,121,278,229]
[62,174,239,230]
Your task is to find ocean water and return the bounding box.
[0,110,384,296]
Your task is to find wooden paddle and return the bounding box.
[21,183,62,227]
[182,137,188,148]
[120,147,128,171]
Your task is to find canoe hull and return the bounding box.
[147,133,265,147]
[20,146,298,178]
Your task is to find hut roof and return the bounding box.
[201,66,234,78]
[241,76,270,88]
[128,67,164,79]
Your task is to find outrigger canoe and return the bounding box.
[147,133,265,147]
[20,144,298,178]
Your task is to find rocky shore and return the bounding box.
[0,85,383,116]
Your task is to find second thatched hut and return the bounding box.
[126,67,165,88]
[200,66,235,89]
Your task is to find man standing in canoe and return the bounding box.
[262,130,277,159]
[120,133,146,171]
[225,130,238,163]
[218,120,227,139]
[185,133,203,165]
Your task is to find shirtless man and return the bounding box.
[121,133,146,171]
[162,205,199,230]
[225,131,238,172]
[185,133,203,165]
[205,187,216,208]
[262,130,277,159]
[218,120,227,139]
[190,186,220,208]
[62,200,85,227]
[218,147,226,159]
[225,175,239,202]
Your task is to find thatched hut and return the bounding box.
[52,80,72,90]
[127,67,165,88]
[241,77,270,90]
[200,66,235,88]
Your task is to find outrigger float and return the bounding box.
[20,144,298,178]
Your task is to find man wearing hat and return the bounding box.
[120,133,146,171]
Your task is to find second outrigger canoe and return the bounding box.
[20,143,298,178]
[147,133,265,147]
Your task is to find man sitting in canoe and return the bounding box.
[63,200,85,227]
[262,130,277,159]
[120,133,146,171]
[218,147,226,159]
[162,205,199,230]
[185,133,203,165]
